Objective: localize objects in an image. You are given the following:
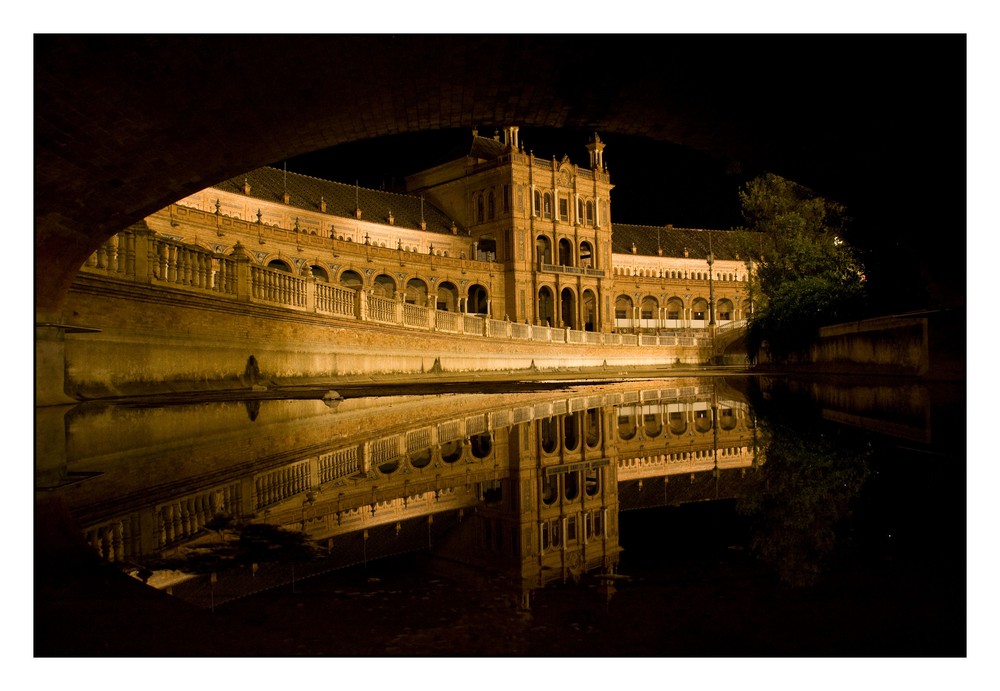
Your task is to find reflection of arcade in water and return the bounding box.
[40,379,758,608]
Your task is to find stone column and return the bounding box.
[356,290,368,321]
[303,267,317,313]
[231,241,251,302]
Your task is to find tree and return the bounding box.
[736,174,867,363]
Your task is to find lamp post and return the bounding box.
[707,237,716,359]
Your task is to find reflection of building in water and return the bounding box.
[613,383,762,508]
[48,381,757,607]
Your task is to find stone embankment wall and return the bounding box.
[805,310,963,380]
[61,277,712,399]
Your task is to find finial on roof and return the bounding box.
[320,196,327,213]
[243,178,251,195]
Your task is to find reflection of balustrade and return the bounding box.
[371,435,404,465]
[318,448,359,484]
[406,427,432,451]
[438,419,462,443]
[85,516,138,563]
[255,461,310,510]
[157,484,239,548]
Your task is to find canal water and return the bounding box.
[35,375,966,657]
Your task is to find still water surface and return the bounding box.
[36,375,965,656]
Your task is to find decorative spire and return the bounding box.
[586,132,606,170]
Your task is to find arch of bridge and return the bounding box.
[35,35,962,316]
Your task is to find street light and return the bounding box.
[708,235,716,361]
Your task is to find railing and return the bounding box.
[436,310,462,333]
[78,227,717,353]
[403,302,431,329]
[250,265,307,306]
[716,319,747,334]
[366,294,397,324]
[540,262,605,278]
[316,282,356,318]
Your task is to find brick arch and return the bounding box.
[35,35,962,316]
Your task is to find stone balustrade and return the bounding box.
[80,226,721,350]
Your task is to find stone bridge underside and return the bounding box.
[35,34,965,318]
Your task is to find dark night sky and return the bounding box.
[280,123,953,315]
[283,127,751,229]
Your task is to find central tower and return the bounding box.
[406,127,615,330]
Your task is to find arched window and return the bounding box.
[543,192,552,219]
[666,297,684,321]
[615,295,634,321]
[558,238,573,266]
[405,278,428,306]
[582,290,597,332]
[643,411,662,437]
[585,200,594,225]
[560,287,576,329]
[695,408,713,433]
[579,241,594,268]
[470,433,492,458]
[409,448,432,469]
[437,281,459,312]
[310,265,329,282]
[339,269,363,290]
[540,416,558,454]
[535,235,552,265]
[267,259,292,273]
[564,413,580,451]
[585,408,601,448]
[640,296,658,321]
[537,286,554,326]
[692,298,708,321]
[475,194,484,223]
[533,189,541,217]
[717,298,734,321]
[669,411,687,436]
[564,471,580,501]
[372,274,395,299]
[487,190,495,220]
[577,197,584,222]
[467,284,489,314]
[617,412,637,441]
[441,440,463,463]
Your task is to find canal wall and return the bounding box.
[801,310,964,380]
[58,275,713,400]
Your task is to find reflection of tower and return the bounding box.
[490,403,622,607]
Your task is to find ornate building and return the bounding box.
[158,126,750,335]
